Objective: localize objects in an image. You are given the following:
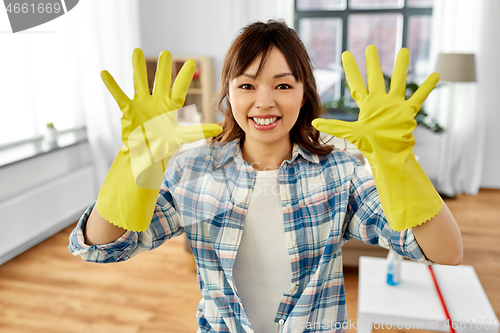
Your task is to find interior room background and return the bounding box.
[0,0,499,265]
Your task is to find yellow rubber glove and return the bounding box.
[96,48,222,232]
[312,45,442,231]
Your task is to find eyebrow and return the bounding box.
[242,72,294,79]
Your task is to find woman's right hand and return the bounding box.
[101,48,222,189]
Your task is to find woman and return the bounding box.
[70,20,462,333]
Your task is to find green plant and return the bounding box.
[323,74,444,133]
[46,122,55,128]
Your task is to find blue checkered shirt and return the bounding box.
[69,139,429,332]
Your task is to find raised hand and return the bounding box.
[102,48,222,189]
[96,49,222,231]
[312,45,442,231]
[312,45,439,160]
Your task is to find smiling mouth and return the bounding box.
[250,117,280,125]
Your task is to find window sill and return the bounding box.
[0,127,88,168]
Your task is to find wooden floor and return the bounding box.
[0,189,498,333]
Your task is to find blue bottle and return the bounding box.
[386,250,402,286]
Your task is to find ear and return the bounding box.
[301,96,307,108]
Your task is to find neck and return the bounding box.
[241,138,293,171]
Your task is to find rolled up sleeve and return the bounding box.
[68,153,191,263]
[69,179,185,263]
[68,202,139,263]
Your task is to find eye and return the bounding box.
[239,83,254,90]
[276,83,292,90]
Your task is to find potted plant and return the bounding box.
[45,122,58,145]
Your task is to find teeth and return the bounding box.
[252,117,278,125]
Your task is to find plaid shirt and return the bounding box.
[69,139,429,333]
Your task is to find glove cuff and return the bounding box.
[96,147,162,232]
[368,151,443,231]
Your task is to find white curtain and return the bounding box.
[478,1,500,189]
[72,0,140,190]
[230,0,278,34]
[428,0,492,196]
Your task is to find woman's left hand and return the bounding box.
[312,45,439,161]
[312,45,442,231]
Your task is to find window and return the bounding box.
[0,9,85,147]
[296,0,433,107]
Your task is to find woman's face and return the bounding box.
[228,47,305,151]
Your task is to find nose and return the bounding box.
[255,87,275,110]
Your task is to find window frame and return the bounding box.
[295,0,433,99]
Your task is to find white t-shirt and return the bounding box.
[233,169,292,332]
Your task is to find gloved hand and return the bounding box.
[96,48,222,232]
[312,45,442,231]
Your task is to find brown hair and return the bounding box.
[211,20,333,155]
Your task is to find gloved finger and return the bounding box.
[153,50,173,96]
[101,70,131,109]
[170,59,197,107]
[132,48,150,96]
[365,45,386,94]
[341,51,368,104]
[389,48,410,98]
[407,72,440,113]
[312,118,358,142]
[200,123,223,138]
[178,123,223,143]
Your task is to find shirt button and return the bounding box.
[285,203,292,209]
[289,240,296,247]
[279,319,285,325]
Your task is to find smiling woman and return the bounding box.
[69,19,461,333]
[227,48,306,170]
[212,20,334,159]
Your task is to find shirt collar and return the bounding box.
[212,138,319,168]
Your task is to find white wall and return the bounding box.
[138,0,286,101]
[412,127,442,186]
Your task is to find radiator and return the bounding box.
[0,166,95,265]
